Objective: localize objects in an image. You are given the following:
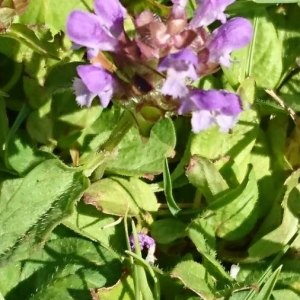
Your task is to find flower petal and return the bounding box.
[207,17,253,67]
[94,0,126,36]
[216,114,238,132]
[190,0,235,28]
[66,10,118,51]
[191,110,215,132]
[77,64,118,108]
[73,78,96,107]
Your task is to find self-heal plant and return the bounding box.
[66,0,253,133]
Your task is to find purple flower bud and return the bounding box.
[66,0,126,53]
[158,49,198,97]
[73,64,119,108]
[171,0,188,18]
[129,233,156,251]
[190,0,235,28]
[207,17,253,67]
[178,89,242,132]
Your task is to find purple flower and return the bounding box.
[158,49,198,97]
[207,17,253,67]
[66,0,126,54]
[178,89,242,132]
[129,233,155,251]
[73,64,119,108]
[190,0,235,28]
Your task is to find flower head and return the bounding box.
[73,64,119,107]
[158,49,198,97]
[207,17,253,67]
[178,89,242,132]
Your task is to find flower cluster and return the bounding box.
[66,0,253,132]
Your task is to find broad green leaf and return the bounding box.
[209,167,259,240]
[83,176,158,218]
[170,261,215,300]
[0,36,29,62]
[9,237,122,300]
[267,4,300,78]
[5,133,55,175]
[106,118,176,177]
[250,129,278,217]
[223,9,282,90]
[0,262,21,297]
[0,159,89,264]
[18,0,93,35]
[191,109,259,184]
[44,62,81,95]
[185,155,228,203]
[272,290,300,300]
[266,115,291,171]
[5,23,59,59]
[151,218,186,244]
[64,201,127,255]
[96,274,135,300]
[187,218,232,283]
[248,170,300,259]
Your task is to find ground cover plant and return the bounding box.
[1,0,300,299]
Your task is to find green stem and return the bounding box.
[82,110,135,177]
[98,110,135,152]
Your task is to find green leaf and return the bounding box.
[63,201,127,255]
[83,176,158,218]
[253,265,282,300]
[151,218,186,244]
[18,0,93,35]
[191,109,259,184]
[0,159,89,264]
[9,237,122,300]
[163,159,181,216]
[170,261,215,300]
[185,155,229,203]
[5,133,55,175]
[187,218,232,283]
[6,23,59,59]
[209,167,259,240]
[223,9,283,90]
[96,274,135,300]
[106,118,176,177]
[272,290,300,300]
[248,170,300,259]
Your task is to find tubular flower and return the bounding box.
[66,0,126,54]
[73,64,120,108]
[190,0,235,28]
[206,17,253,67]
[158,49,198,97]
[178,89,242,132]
